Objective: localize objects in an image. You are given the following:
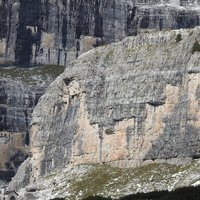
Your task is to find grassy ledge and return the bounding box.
[0,65,65,85]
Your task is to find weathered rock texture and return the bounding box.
[0,78,37,179]
[0,66,64,180]
[1,0,200,66]
[22,26,200,183]
[9,161,200,200]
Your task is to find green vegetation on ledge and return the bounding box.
[175,33,182,43]
[82,186,200,200]
[0,65,65,85]
[48,160,200,200]
[191,40,200,54]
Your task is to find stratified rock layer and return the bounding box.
[0,66,64,179]
[26,27,200,182]
[1,0,200,66]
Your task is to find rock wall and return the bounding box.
[1,0,200,66]
[24,27,200,182]
[0,78,43,180]
[0,66,64,180]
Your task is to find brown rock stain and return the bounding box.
[72,93,99,164]
[187,74,200,128]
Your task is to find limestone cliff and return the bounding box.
[1,0,200,66]
[7,26,200,199]
[17,26,200,185]
[0,66,64,181]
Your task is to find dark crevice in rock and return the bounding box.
[192,155,200,160]
[0,0,7,39]
[147,100,165,107]
[176,11,200,29]
[15,0,42,67]
[0,106,7,131]
[23,109,29,146]
[98,126,103,162]
[64,77,74,86]
[41,0,50,31]
[140,10,150,29]
[62,14,67,49]
[57,49,61,65]
[94,0,103,38]
[15,26,33,66]
[74,0,90,39]
[5,2,12,59]
[0,170,15,181]
[19,0,41,27]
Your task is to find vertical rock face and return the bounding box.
[1,0,200,66]
[0,78,42,180]
[0,66,64,180]
[24,27,200,182]
[0,79,40,134]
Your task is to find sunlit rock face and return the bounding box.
[1,0,200,66]
[18,27,200,183]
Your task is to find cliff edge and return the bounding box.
[15,26,200,181]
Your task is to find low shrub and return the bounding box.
[176,33,182,43]
[192,40,200,54]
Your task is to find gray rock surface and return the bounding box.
[0,66,65,179]
[0,77,38,179]
[19,26,200,186]
[1,0,200,66]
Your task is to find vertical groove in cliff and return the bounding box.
[15,0,42,66]
[0,0,7,39]
[94,0,103,38]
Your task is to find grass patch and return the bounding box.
[49,160,200,200]
[0,65,65,84]
[66,163,184,199]
[175,34,182,43]
[105,49,114,60]
[70,165,120,199]
[82,186,200,200]
[191,40,200,54]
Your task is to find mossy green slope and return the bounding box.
[0,65,65,85]
[38,160,200,200]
